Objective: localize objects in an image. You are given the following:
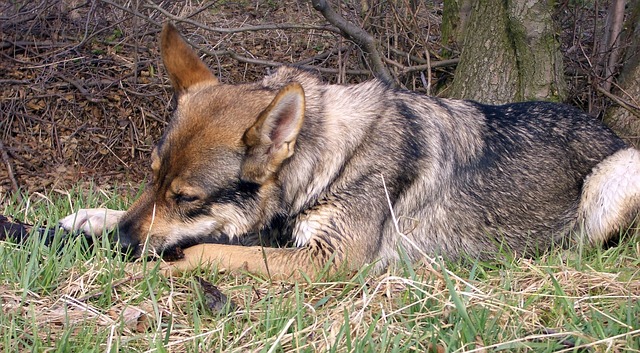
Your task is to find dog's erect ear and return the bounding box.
[242,83,305,184]
[160,22,218,93]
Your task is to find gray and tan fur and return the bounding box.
[61,23,640,278]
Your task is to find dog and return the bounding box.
[60,23,640,279]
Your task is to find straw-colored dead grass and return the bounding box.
[3,243,638,352]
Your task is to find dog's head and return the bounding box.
[117,23,305,256]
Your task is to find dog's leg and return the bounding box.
[59,208,126,235]
[167,243,332,279]
[579,147,640,243]
[162,192,387,279]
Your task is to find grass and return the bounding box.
[1,185,639,352]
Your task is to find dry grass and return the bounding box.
[1,186,639,352]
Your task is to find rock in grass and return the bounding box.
[195,276,238,315]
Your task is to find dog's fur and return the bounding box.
[60,23,640,279]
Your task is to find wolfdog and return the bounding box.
[60,23,640,278]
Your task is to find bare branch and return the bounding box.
[597,86,640,119]
[601,0,626,92]
[312,0,393,84]
[383,58,460,74]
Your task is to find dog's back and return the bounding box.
[377,98,630,266]
[273,74,635,268]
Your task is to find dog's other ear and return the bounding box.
[242,83,305,184]
[160,22,218,93]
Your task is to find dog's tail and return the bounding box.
[578,147,640,243]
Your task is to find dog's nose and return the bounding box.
[116,226,140,257]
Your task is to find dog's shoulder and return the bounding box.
[260,66,391,97]
[260,66,325,91]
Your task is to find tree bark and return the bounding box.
[604,0,640,147]
[448,0,566,104]
[441,0,472,47]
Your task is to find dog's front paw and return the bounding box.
[58,208,126,236]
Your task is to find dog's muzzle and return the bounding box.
[115,226,141,258]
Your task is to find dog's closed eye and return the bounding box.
[173,193,200,204]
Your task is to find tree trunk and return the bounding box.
[604,0,640,147]
[441,0,472,47]
[447,0,566,104]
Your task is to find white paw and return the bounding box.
[58,208,126,236]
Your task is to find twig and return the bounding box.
[400,58,460,73]
[0,79,30,85]
[0,41,67,50]
[0,139,22,202]
[384,57,460,73]
[55,73,104,103]
[144,0,340,34]
[97,0,162,27]
[597,86,640,119]
[76,274,145,302]
[387,46,429,65]
[199,47,372,76]
[312,0,394,85]
[295,47,341,65]
[6,149,36,171]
